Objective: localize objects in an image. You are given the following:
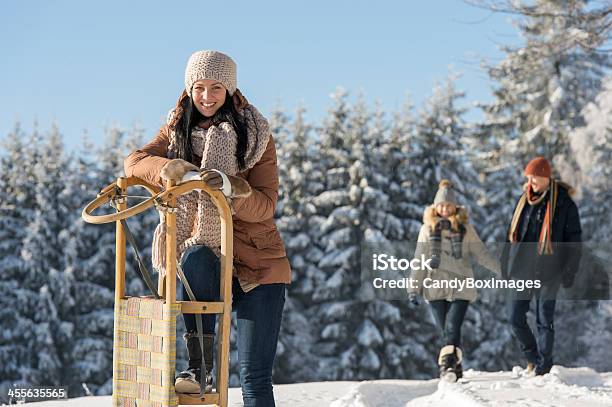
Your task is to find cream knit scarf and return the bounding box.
[152,104,270,275]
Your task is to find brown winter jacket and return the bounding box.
[124,124,291,286]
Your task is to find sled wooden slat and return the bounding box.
[214,194,232,407]
[164,179,178,305]
[115,177,128,302]
[179,301,225,314]
[178,392,220,405]
[82,176,233,407]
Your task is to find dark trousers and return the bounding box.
[509,290,556,371]
[180,245,286,407]
[429,300,469,347]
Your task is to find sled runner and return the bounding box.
[82,174,233,407]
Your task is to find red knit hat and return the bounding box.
[524,156,551,178]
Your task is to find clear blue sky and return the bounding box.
[1,0,517,151]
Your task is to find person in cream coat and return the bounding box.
[408,179,500,381]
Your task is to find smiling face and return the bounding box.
[436,202,456,218]
[191,79,227,117]
[526,175,550,193]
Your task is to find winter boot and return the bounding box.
[535,362,552,376]
[438,345,463,382]
[455,348,464,380]
[175,332,214,394]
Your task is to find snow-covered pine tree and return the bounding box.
[355,97,441,380]
[308,89,354,314]
[93,125,150,297]
[333,94,388,379]
[570,76,612,242]
[278,105,327,305]
[466,134,522,242]
[0,125,42,401]
[560,76,612,373]
[308,90,442,380]
[575,301,612,372]
[474,0,612,240]
[0,125,39,280]
[582,128,612,242]
[372,96,440,379]
[121,125,159,298]
[269,105,292,191]
[386,95,423,239]
[61,132,115,396]
[305,89,365,380]
[19,125,75,388]
[272,106,319,382]
[63,125,154,396]
[475,0,612,163]
[408,74,483,221]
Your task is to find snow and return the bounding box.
[330,380,439,407]
[357,319,383,347]
[23,382,353,407]
[408,367,612,407]
[23,367,612,406]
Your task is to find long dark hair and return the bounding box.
[172,91,248,170]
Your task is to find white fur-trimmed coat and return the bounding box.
[408,205,501,302]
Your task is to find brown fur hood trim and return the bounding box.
[558,181,576,197]
[423,205,469,231]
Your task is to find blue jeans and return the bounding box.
[429,300,469,347]
[509,291,556,372]
[180,245,286,407]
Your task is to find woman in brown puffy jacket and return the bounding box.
[124,50,290,407]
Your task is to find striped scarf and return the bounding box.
[508,179,558,255]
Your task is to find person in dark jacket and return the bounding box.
[501,156,582,376]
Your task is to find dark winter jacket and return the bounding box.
[518,193,548,244]
[501,182,582,283]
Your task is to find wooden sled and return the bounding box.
[82,175,232,407]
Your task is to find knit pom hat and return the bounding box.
[184,50,237,96]
[434,179,457,205]
[524,156,551,178]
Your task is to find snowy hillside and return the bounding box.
[23,366,612,407]
[342,366,612,407]
[414,367,612,407]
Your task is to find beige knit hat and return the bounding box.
[433,179,457,205]
[184,50,237,96]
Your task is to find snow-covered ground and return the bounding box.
[405,366,612,407]
[23,366,612,406]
